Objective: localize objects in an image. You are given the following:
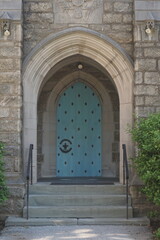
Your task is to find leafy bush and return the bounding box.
[155,228,160,239]
[0,143,8,204]
[130,113,160,205]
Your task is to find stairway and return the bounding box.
[6,183,149,226]
[23,183,132,218]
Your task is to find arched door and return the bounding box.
[56,81,102,177]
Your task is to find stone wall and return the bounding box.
[23,0,133,58]
[134,34,160,117]
[134,0,160,117]
[0,0,24,217]
[130,0,160,216]
[0,0,159,218]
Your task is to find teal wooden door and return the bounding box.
[56,82,101,177]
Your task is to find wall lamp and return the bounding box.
[145,21,155,35]
[3,21,10,36]
[0,12,12,37]
[78,63,83,70]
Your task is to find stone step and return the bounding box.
[6,216,150,227]
[23,206,133,218]
[29,194,131,206]
[29,184,126,195]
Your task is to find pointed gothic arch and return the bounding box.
[23,27,134,183]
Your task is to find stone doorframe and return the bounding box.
[23,27,134,183]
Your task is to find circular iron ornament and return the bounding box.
[59,139,72,153]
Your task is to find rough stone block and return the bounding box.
[134,85,159,95]
[0,133,21,144]
[0,72,20,83]
[103,13,122,23]
[145,96,160,106]
[24,28,42,41]
[0,96,22,108]
[144,72,160,85]
[4,146,21,159]
[0,84,14,95]
[135,96,144,106]
[135,59,157,71]
[135,106,156,118]
[109,31,132,43]
[8,186,25,198]
[90,24,111,32]
[13,199,24,214]
[135,72,143,84]
[104,2,113,12]
[0,199,13,215]
[0,119,21,131]
[114,2,132,12]
[0,108,10,118]
[24,2,52,13]
[0,59,14,71]
[120,43,133,56]
[14,59,21,71]
[0,47,21,58]
[134,48,143,58]
[24,12,54,23]
[144,48,160,58]
[0,42,14,48]
[123,14,133,23]
[9,108,21,119]
[112,24,132,32]
[4,157,14,172]
[0,198,24,215]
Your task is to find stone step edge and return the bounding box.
[29,194,129,197]
[24,206,133,209]
[5,216,150,227]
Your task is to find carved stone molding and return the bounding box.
[54,0,103,24]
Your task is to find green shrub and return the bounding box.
[130,113,160,205]
[155,228,160,239]
[148,210,160,219]
[0,142,8,204]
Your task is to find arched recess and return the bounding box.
[23,27,134,183]
[41,71,115,178]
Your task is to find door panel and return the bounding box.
[56,81,101,177]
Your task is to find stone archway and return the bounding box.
[23,27,134,183]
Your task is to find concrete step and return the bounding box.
[23,206,133,218]
[6,216,150,227]
[29,184,126,195]
[29,194,131,206]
